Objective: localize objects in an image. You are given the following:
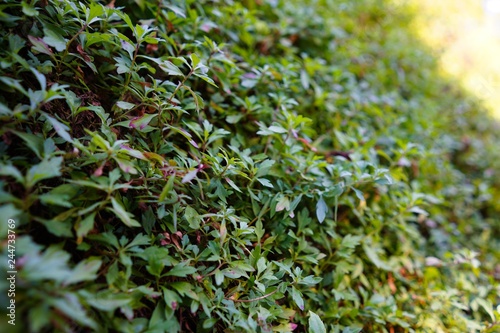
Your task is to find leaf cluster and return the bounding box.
[0,0,499,332]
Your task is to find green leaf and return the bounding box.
[110,197,141,227]
[182,169,198,183]
[308,311,326,333]
[143,247,172,277]
[257,124,287,135]
[85,291,133,311]
[114,55,131,74]
[159,174,176,202]
[22,1,39,17]
[159,61,184,76]
[409,206,428,216]
[299,275,322,286]
[291,286,304,311]
[362,241,392,271]
[129,114,157,131]
[170,281,199,300]
[194,72,218,87]
[166,262,196,277]
[114,157,138,174]
[222,268,248,279]
[0,164,24,184]
[11,130,44,159]
[0,78,28,99]
[51,294,98,330]
[316,195,327,223]
[226,114,243,123]
[75,213,95,242]
[43,26,67,52]
[0,101,12,116]
[126,233,150,248]
[64,258,102,285]
[118,145,146,160]
[26,157,63,189]
[165,4,186,18]
[219,219,227,245]
[474,298,496,322]
[116,101,136,110]
[44,138,57,155]
[225,177,241,192]
[324,183,344,198]
[351,187,365,202]
[88,231,120,249]
[190,53,201,68]
[142,207,156,235]
[149,301,166,329]
[28,304,51,332]
[30,67,46,90]
[257,257,267,275]
[257,178,274,188]
[203,318,217,329]
[21,245,72,282]
[29,35,53,55]
[182,84,207,110]
[276,196,290,212]
[89,132,111,150]
[162,287,181,309]
[184,206,200,229]
[36,217,73,237]
[116,10,134,30]
[121,40,135,59]
[85,2,105,24]
[215,269,224,286]
[39,184,78,208]
[341,234,362,249]
[0,204,23,239]
[268,125,288,133]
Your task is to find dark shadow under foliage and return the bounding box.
[0,0,499,332]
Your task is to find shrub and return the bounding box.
[0,0,499,332]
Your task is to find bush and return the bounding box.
[0,0,499,332]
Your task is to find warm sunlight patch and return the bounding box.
[411,0,500,117]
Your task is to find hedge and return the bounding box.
[0,0,499,332]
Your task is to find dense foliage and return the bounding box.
[1,0,499,332]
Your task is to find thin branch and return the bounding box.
[204,262,225,277]
[227,289,279,303]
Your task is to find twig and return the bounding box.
[227,288,278,303]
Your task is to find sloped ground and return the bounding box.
[0,0,499,332]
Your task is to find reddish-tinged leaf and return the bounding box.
[129,114,157,130]
[28,35,53,55]
[76,44,91,61]
[182,169,198,183]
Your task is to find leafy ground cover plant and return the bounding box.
[0,0,499,332]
